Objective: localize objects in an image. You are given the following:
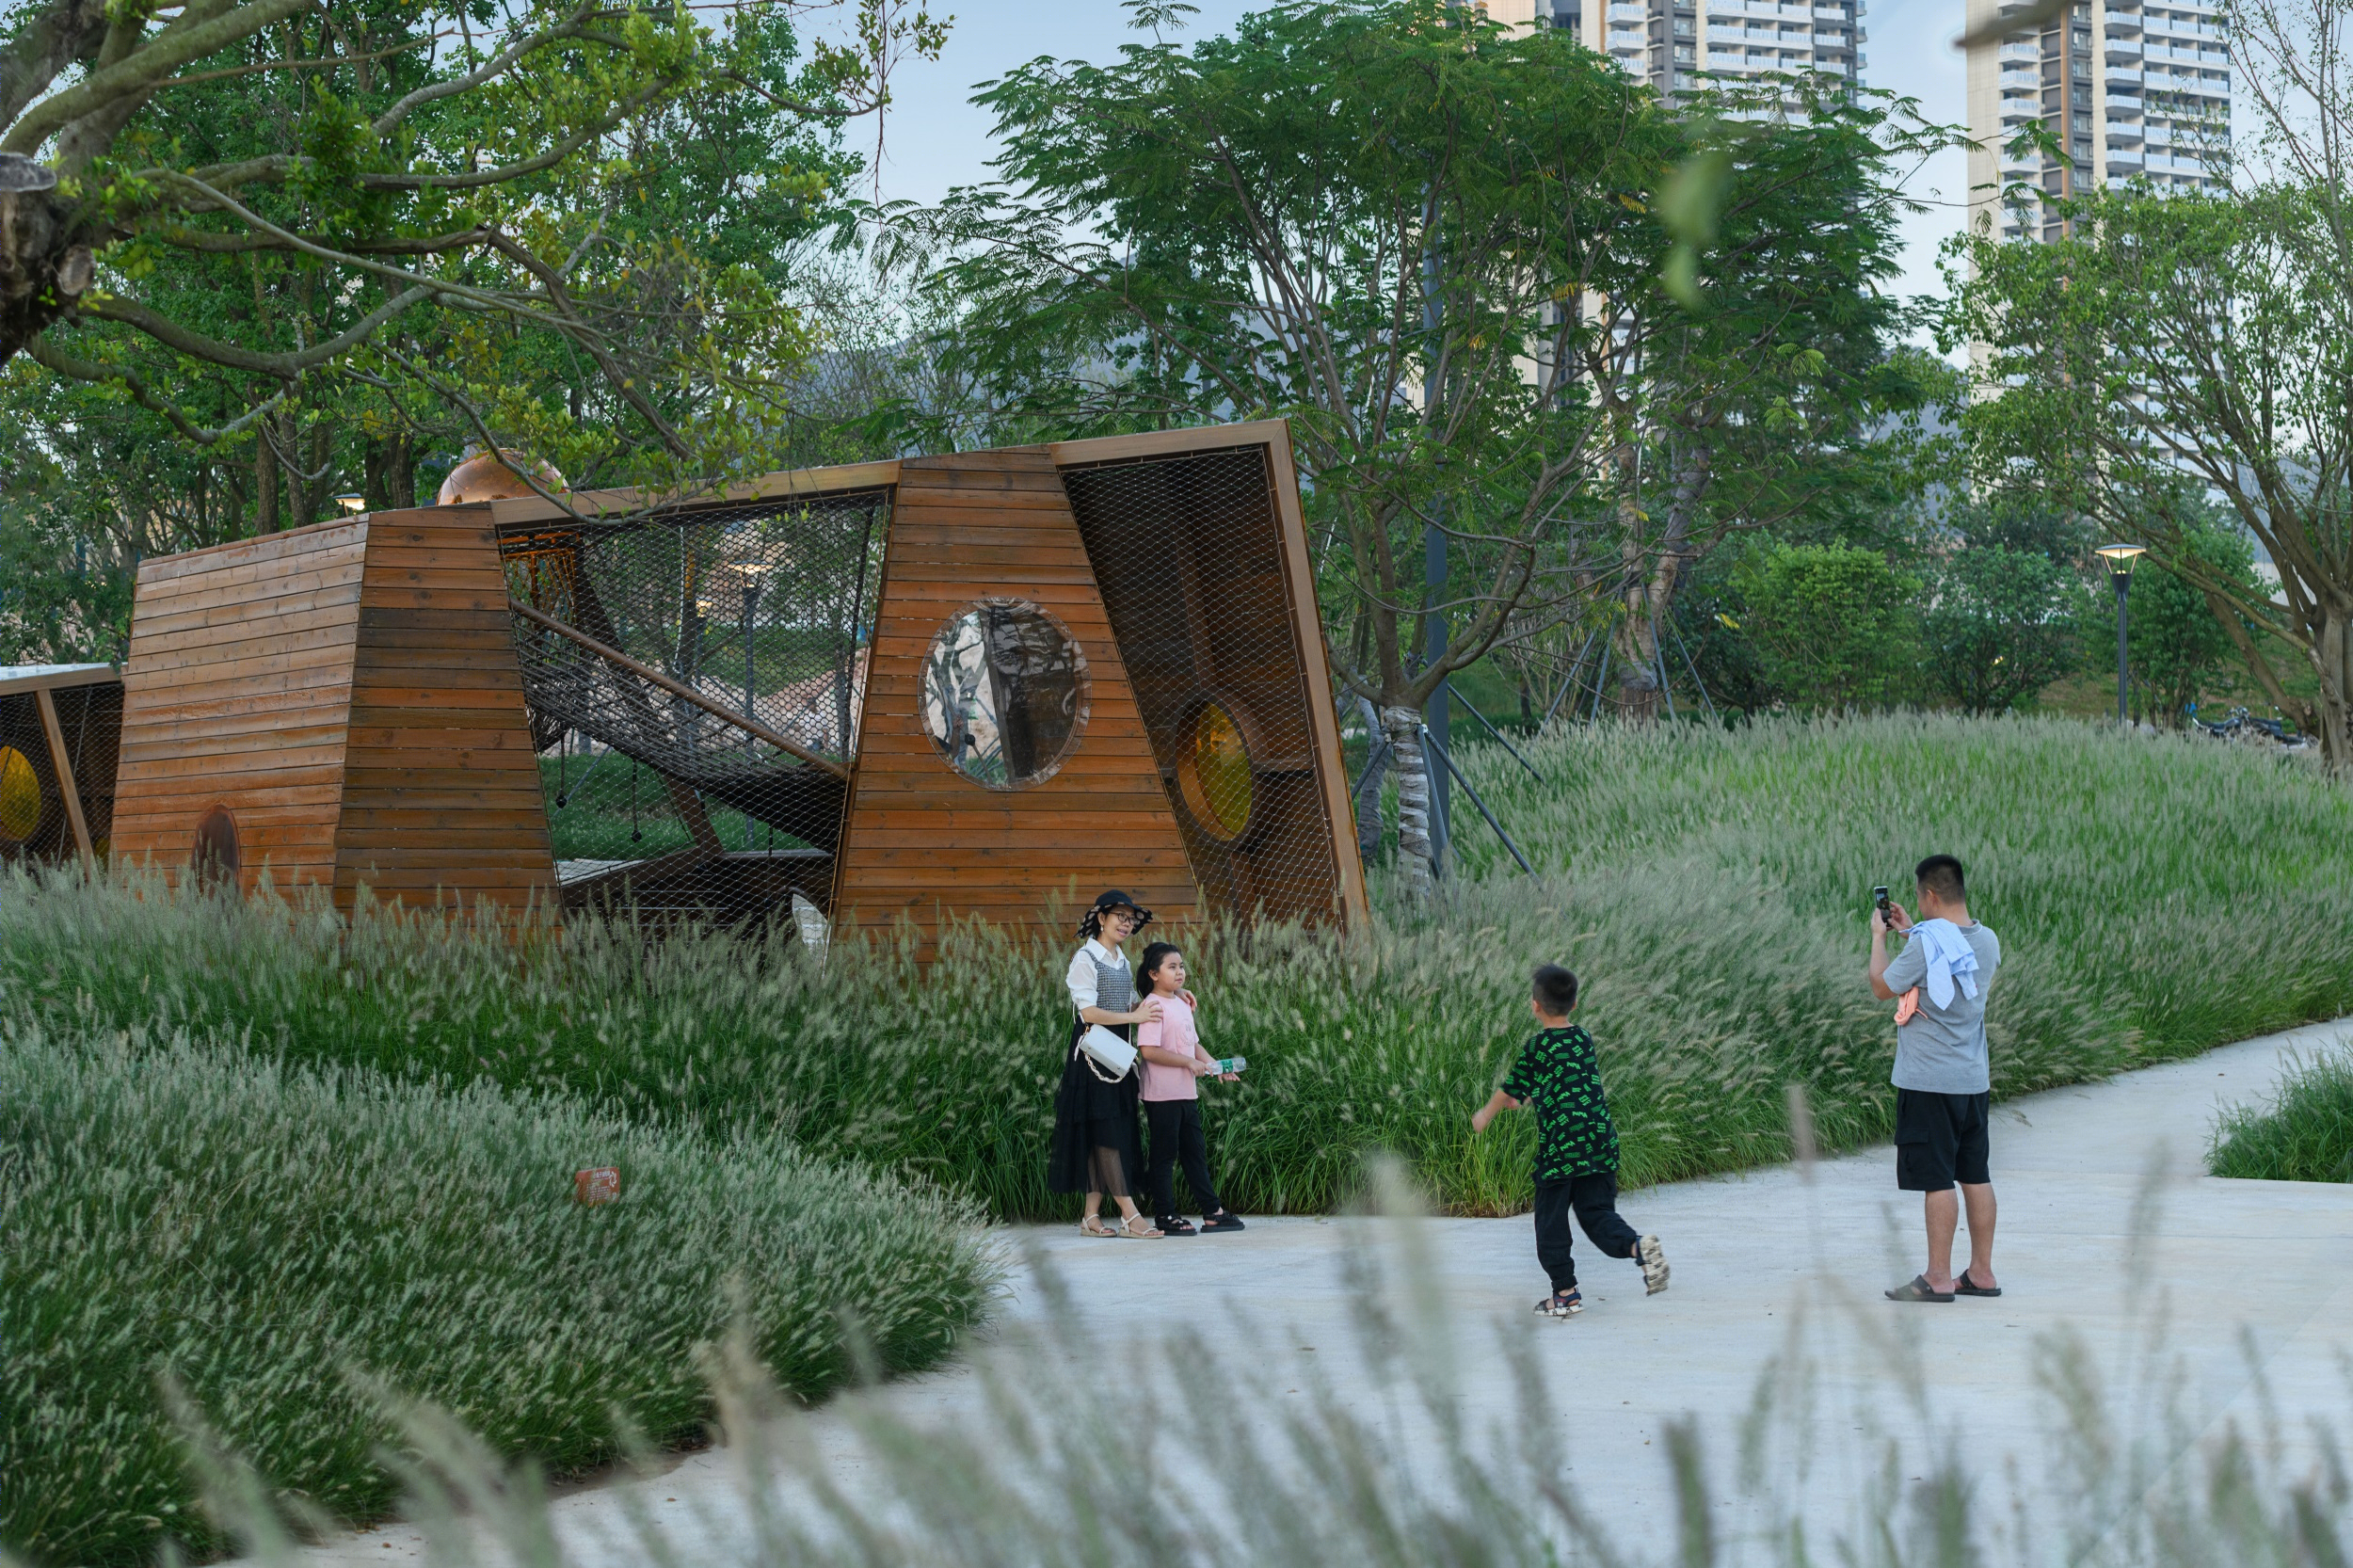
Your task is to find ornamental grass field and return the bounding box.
[0,1028,997,1567]
[2209,1047,2353,1182]
[6,714,2347,1229]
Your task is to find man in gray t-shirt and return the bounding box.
[1867,854,2003,1304]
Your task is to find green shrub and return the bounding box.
[0,1027,998,1567]
[4,714,2348,1225]
[2209,1048,2353,1182]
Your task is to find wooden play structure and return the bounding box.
[110,422,1368,948]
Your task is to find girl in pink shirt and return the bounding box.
[1135,942,1244,1235]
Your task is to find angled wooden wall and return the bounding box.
[831,449,1200,952]
[112,509,553,913]
[113,519,367,892]
[335,507,554,910]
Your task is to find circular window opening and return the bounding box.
[0,745,42,841]
[920,600,1089,790]
[1177,702,1255,841]
[192,805,241,889]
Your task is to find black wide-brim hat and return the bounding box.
[1080,888,1153,936]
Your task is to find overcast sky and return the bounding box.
[857,0,1971,320]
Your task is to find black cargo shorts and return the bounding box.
[1894,1089,1992,1192]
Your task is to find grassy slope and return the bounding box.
[2210,1049,2353,1182]
[0,1028,998,1567]
[5,715,2347,1222]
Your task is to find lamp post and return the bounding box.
[737,562,772,724]
[2094,543,2147,727]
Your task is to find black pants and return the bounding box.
[1533,1172,1641,1290]
[1145,1099,1222,1220]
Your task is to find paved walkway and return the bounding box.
[294,1018,2353,1563]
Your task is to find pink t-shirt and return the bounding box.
[1136,992,1205,1101]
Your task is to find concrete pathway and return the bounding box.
[294,1018,2353,1564]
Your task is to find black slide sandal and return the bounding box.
[1953,1273,2002,1297]
[1885,1273,1956,1303]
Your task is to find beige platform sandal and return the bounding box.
[1116,1213,1163,1239]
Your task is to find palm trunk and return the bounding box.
[1381,704,1435,898]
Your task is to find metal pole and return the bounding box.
[1423,725,1535,875]
[2113,569,2130,727]
[1443,680,1543,780]
[744,580,760,727]
[1545,630,1600,728]
[1422,217,1450,878]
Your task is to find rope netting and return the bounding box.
[500,488,887,927]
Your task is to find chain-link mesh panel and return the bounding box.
[0,681,118,871]
[1059,446,1350,926]
[498,488,888,926]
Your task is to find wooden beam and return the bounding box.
[1047,420,1294,470]
[487,459,903,527]
[507,598,852,782]
[34,687,95,870]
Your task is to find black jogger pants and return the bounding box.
[1532,1171,1640,1290]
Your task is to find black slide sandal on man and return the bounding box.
[1953,1272,2002,1297]
[1885,1273,1956,1303]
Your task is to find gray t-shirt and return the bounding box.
[1883,921,2002,1095]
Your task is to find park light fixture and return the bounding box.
[332,492,366,514]
[732,559,775,722]
[2095,543,2148,727]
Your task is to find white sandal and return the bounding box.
[1080,1216,1118,1238]
[1117,1214,1163,1239]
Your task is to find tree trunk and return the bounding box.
[1381,704,1435,898]
[2318,606,2352,776]
[253,424,279,535]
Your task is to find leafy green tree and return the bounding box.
[1734,540,1918,711]
[1947,0,2353,773]
[2,0,939,505]
[1920,545,2083,714]
[893,0,1942,889]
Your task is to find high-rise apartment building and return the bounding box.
[1964,0,2232,244]
[1485,0,1865,106]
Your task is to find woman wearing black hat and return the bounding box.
[1049,889,1164,1238]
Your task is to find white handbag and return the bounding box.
[1078,1023,1138,1078]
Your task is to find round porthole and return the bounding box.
[1176,702,1254,840]
[192,805,240,888]
[0,746,40,841]
[920,600,1089,790]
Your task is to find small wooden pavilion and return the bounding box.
[109,422,1368,949]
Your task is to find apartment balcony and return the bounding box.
[2104,117,2144,141]
[1815,30,1852,49]
[2105,148,2145,171]
[2106,90,2143,112]
[2105,40,2142,63]
[2001,67,2042,87]
[2106,65,2142,85]
[1609,3,1647,19]
[2104,8,2142,32]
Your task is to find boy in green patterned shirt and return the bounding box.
[1472,965,1671,1318]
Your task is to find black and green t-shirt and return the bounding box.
[1500,1025,1620,1181]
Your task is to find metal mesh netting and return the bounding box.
[499,488,888,927]
[1059,446,1351,927]
[0,682,119,871]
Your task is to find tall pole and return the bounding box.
[1422,202,1450,877]
[744,579,761,726]
[2112,568,2130,727]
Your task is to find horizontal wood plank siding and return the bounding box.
[833,450,1199,955]
[111,521,367,891]
[333,507,554,914]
